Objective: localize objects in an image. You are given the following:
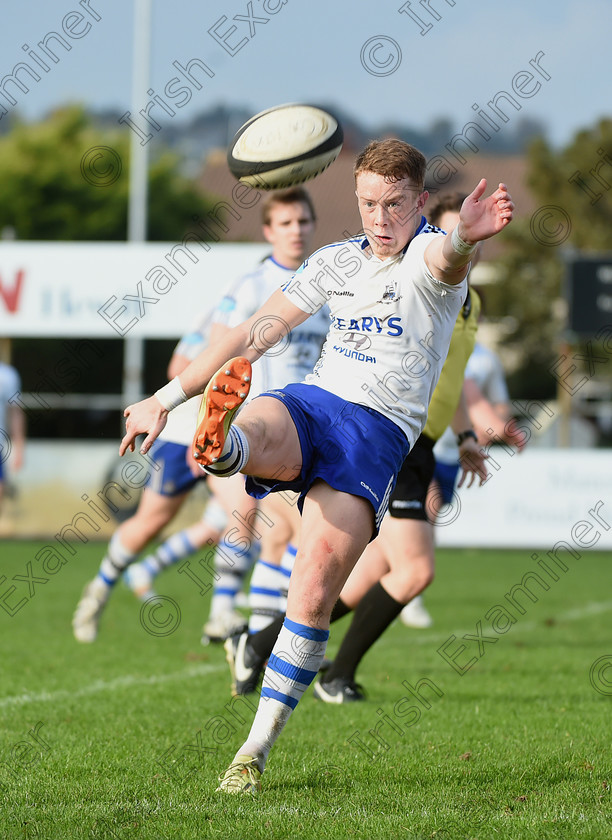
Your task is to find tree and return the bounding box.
[487,118,612,399]
[0,106,218,241]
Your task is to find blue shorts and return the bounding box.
[432,459,460,506]
[144,440,207,497]
[245,383,410,536]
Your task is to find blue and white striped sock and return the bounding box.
[143,529,196,576]
[209,537,256,618]
[247,559,292,633]
[99,532,136,589]
[238,618,329,768]
[204,425,250,477]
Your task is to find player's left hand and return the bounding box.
[120,396,168,456]
[458,180,514,243]
[457,436,489,488]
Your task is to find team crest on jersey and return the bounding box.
[377,283,400,304]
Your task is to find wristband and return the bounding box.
[456,429,478,446]
[154,376,187,411]
[451,226,477,256]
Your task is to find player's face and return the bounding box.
[263,201,315,269]
[356,171,428,260]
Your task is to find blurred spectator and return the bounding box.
[0,358,25,515]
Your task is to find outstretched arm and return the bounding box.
[120,290,310,456]
[425,180,514,285]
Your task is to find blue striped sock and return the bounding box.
[238,618,328,767]
[99,532,136,587]
[143,529,196,576]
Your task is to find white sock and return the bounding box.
[204,425,250,477]
[247,559,292,633]
[98,532,136,589]
[238,618,329,769]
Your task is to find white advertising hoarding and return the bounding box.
[0,241,270,338]
[436,449,612,550]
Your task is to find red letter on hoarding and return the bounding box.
[0,270,24,313]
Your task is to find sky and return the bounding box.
[0,0,610,149]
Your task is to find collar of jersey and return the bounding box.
[267,254,295,271]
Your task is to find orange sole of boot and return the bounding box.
[193,357,252,467]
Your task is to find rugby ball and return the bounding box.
[227,103,343,190]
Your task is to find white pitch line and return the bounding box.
[400,599,612,646]
[3,601,612,709]
[0,663,226,709]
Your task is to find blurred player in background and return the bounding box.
[0,356,25,516]
[71,319,236,642]
[73,187,319,644]
[122,187,325,643]
[119,330,258,644]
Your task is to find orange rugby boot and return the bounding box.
[192,357,252,467]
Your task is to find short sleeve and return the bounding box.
[408,231,468,298]
[281,259,330,315]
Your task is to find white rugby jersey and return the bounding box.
[282,219,467,447]
[0,363,21,438]
[214,255,329,398]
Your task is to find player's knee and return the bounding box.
[418,562,435,591]
[390,556,434,603]
[135,506,175,538]
[409,556,434,590]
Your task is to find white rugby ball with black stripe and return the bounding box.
[227,103,343,190]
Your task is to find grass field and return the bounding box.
[1,540,611,839]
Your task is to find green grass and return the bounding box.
[1,541,611,839]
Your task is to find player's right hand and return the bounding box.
[120,396,168,456]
